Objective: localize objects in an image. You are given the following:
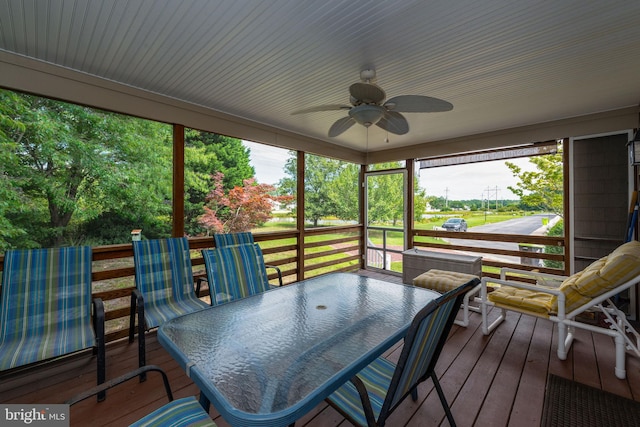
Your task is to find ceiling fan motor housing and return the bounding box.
[349,104,385,127]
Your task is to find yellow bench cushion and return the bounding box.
[413,269,478,293]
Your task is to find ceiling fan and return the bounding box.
[292,69,453,137]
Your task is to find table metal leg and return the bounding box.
[198,392,211,413]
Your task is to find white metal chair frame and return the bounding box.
[481,267,640,379]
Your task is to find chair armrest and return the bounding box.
[266,264,283,287]
[498,267,568,283]
[349,375,378,427]
[482,277,564,296]
[66,365,173,406]
[92,298,105,344]
[481,276,564,303]
[129,289,145,343]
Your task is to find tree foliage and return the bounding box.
[506,151,563,216]
[184,130,254,235]
[367,169,404,226]
[277,155,429,227]
[0,90,259,249]
[199,172,292,233]
[278,153,359,227]
[0,90,173,248]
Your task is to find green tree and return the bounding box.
[0,89,172,248]
[367,171,404,226]
[184,130,254,235]
[327,162,360,221]
[0,91,28,249]
[506,150,563,216]
[414,184,429,222]
[368,162,419,226]
[278,153,344,227]
[544,219,564,269]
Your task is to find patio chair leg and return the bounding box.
[481,305,505,335]
[93,298,107,402]
[431,372,456,427]
[481,281,505,335]
[556,323,574,360]
[615,333,626,379]
[130,290,147,381]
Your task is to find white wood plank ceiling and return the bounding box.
[0,0,639,153]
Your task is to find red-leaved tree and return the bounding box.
[198,172,292,234]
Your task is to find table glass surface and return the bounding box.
[158,272,439,424]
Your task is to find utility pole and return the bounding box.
[485,186,500,210]
[444,187,449,208]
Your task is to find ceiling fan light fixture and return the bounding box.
[349,104,385,127]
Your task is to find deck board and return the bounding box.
[2,270,639,426]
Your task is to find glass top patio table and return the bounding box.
[158,272,440,427]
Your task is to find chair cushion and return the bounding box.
[563,240,640,298]
[488,286,555,315]
[133,238,209,328]
[0,246,96,370]
[214,232,254,247]
[129,396,215,427]
[202,244,271,307]
[413,269,479,293]
[489,241,640,315]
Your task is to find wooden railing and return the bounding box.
[0,225,566,343]
[303,225,363,277]
[412,229,567,277]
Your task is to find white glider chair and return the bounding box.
[481,240,640,379]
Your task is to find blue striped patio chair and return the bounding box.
[212,233,282,286]
[325,277,480,427]
[0,246,106,400]
[67,365,216,426]
[213,231,254,247]
[202,243,273,306]
[129,237,208,371]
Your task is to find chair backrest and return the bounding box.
[132,237,198,320]
[214,232,254,248]
[202,243,271,306]
[0,246,95,370]
[381,278,479,417]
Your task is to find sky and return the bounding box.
[243,140,537,201]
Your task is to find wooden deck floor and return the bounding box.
[2,270,640,426]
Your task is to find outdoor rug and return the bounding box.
[542,374,640,427]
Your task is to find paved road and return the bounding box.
[468,213,556,235]
[445,214,558,263]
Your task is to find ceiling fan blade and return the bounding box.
[384,95,453,113]
[349,82,386,104]
[291,104,351,115]
[328,116,356,137]
[376,111,409,135]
